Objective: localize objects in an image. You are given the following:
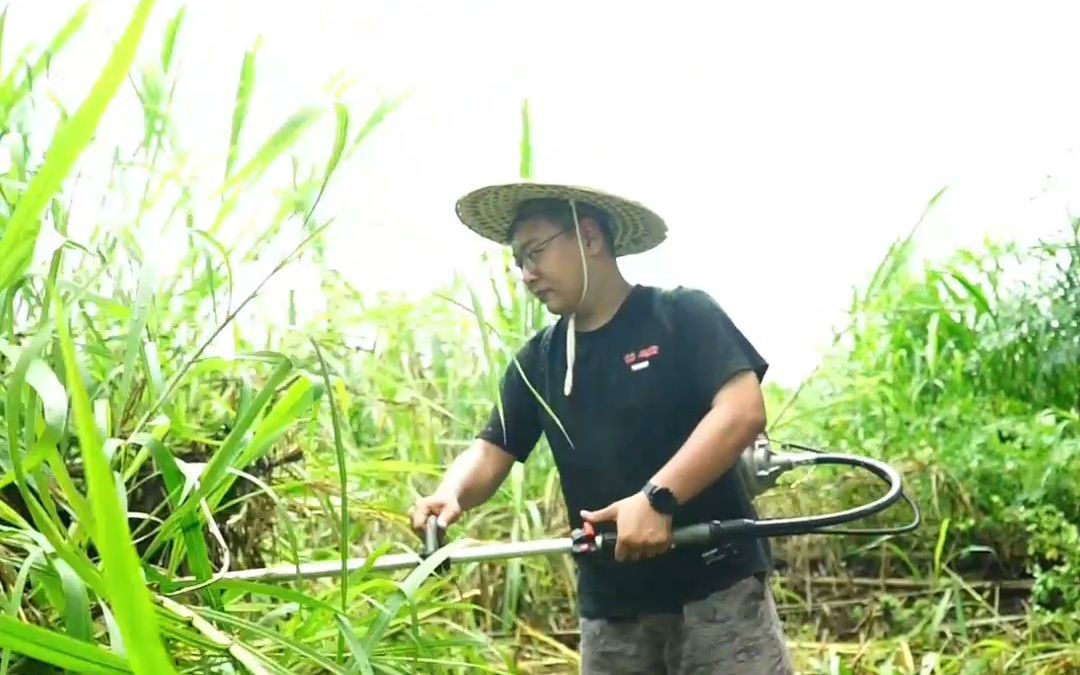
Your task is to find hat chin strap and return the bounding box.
[565,199,588,397]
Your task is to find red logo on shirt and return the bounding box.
[624,345,660,370]
[638,345,659,359]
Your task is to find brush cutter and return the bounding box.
[183,438,918,585]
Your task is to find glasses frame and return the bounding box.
[512,229,572,272]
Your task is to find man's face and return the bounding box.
[510,217,586,315]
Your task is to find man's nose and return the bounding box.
[520,265,539,284]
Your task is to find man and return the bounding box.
[410,183,794,674]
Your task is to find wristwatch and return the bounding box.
[642,481,678,515]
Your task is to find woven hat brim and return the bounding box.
[454,183,667,257]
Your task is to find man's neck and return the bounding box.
[572,274,634,332]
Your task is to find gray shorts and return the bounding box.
[579,574,795,675]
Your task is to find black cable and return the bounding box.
[663,444,921,549]
[776,441,922,536]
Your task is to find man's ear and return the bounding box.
[580,218,607,255]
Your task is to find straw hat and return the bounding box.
[454,182,668,256]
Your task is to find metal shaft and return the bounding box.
[166,441,914,587]
[178,536,576,584]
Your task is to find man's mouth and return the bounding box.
[534,289,553,302]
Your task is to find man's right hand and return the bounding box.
[410,492,464,535]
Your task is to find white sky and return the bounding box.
[9,1,1080,386]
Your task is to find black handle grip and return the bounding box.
[671,522,715,547]
[595,519,757,555]
[674,519,756,546]
[424,514,440,556]
[422,515,450,573]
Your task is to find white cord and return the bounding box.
[565,199,588,397]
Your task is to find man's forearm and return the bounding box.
[649,371,766,505]
[436,440,513,511]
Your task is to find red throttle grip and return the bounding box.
[570,521,600,555]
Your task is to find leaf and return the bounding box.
[133,433,217,606]
[335,615,373,675]
[519,98,532,180]
[236,372,321,469]
[0,341,88,532]
[221,106,322,195]
[56,558,92,642]
[144,355,295,556]
[196,608,348,675]
[1,549,41,674]
[0,8,6,82]
[225,39,258,180]
[324,102,349,185]
[0,3,87,123]
[361,539,471,652]
[160,6,185,74]
[118,258,157,416]
[208,368,321,508]
[348,94,405,153]
[0,615,132,674]
[187,229,235,313]
[934,517,950,577]
[0,0,154,293]
[57,299,177,674]
[925,312,940,375]
[5,332,100,586]
[312,339,351,660]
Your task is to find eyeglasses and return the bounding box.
[512,229,571,272]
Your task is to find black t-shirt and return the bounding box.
[477,284,773,619]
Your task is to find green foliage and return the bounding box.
[0,4,1079,675]
[768,207,1080,672]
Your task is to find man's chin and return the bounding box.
[542,300,569,316]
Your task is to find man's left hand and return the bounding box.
[580,492,673,562]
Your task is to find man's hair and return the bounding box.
[510,198,616,255]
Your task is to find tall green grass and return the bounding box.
[766,211,1080,673]
[1,4,1079,675]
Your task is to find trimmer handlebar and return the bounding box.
[171,442,918,586]
[567,519,751,557]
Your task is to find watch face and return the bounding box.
[647,484,676,513]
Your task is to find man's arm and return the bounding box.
[436,439,518,511]
[647,369,766,505]
[419,439,517,524]
[411,339,543,532]
[580,288,768,561]
[650,287,769,503]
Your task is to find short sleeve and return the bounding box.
[476,335,544,462]
[670,287,768,408]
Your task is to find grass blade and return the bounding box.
[0,0,155,292]
[118,258,156,422]
[143,355,294,557]
[312,339,351,663]
[57,299,177,674]
[134,433,218,606]
[56,558,92,642]
[0,615,132,675]
[1,549,41,674]
[207,365,320,509]
[347,94,405,155]
[0,3,87,122]
[160,6,185,73]
[225,40,258,180]
[324,102,349,186]
[220,106,322,197]
[5,332,101,585]
[195,608,348,675]
[519,98,532,179]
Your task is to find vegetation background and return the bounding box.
[0,2,1078,674]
